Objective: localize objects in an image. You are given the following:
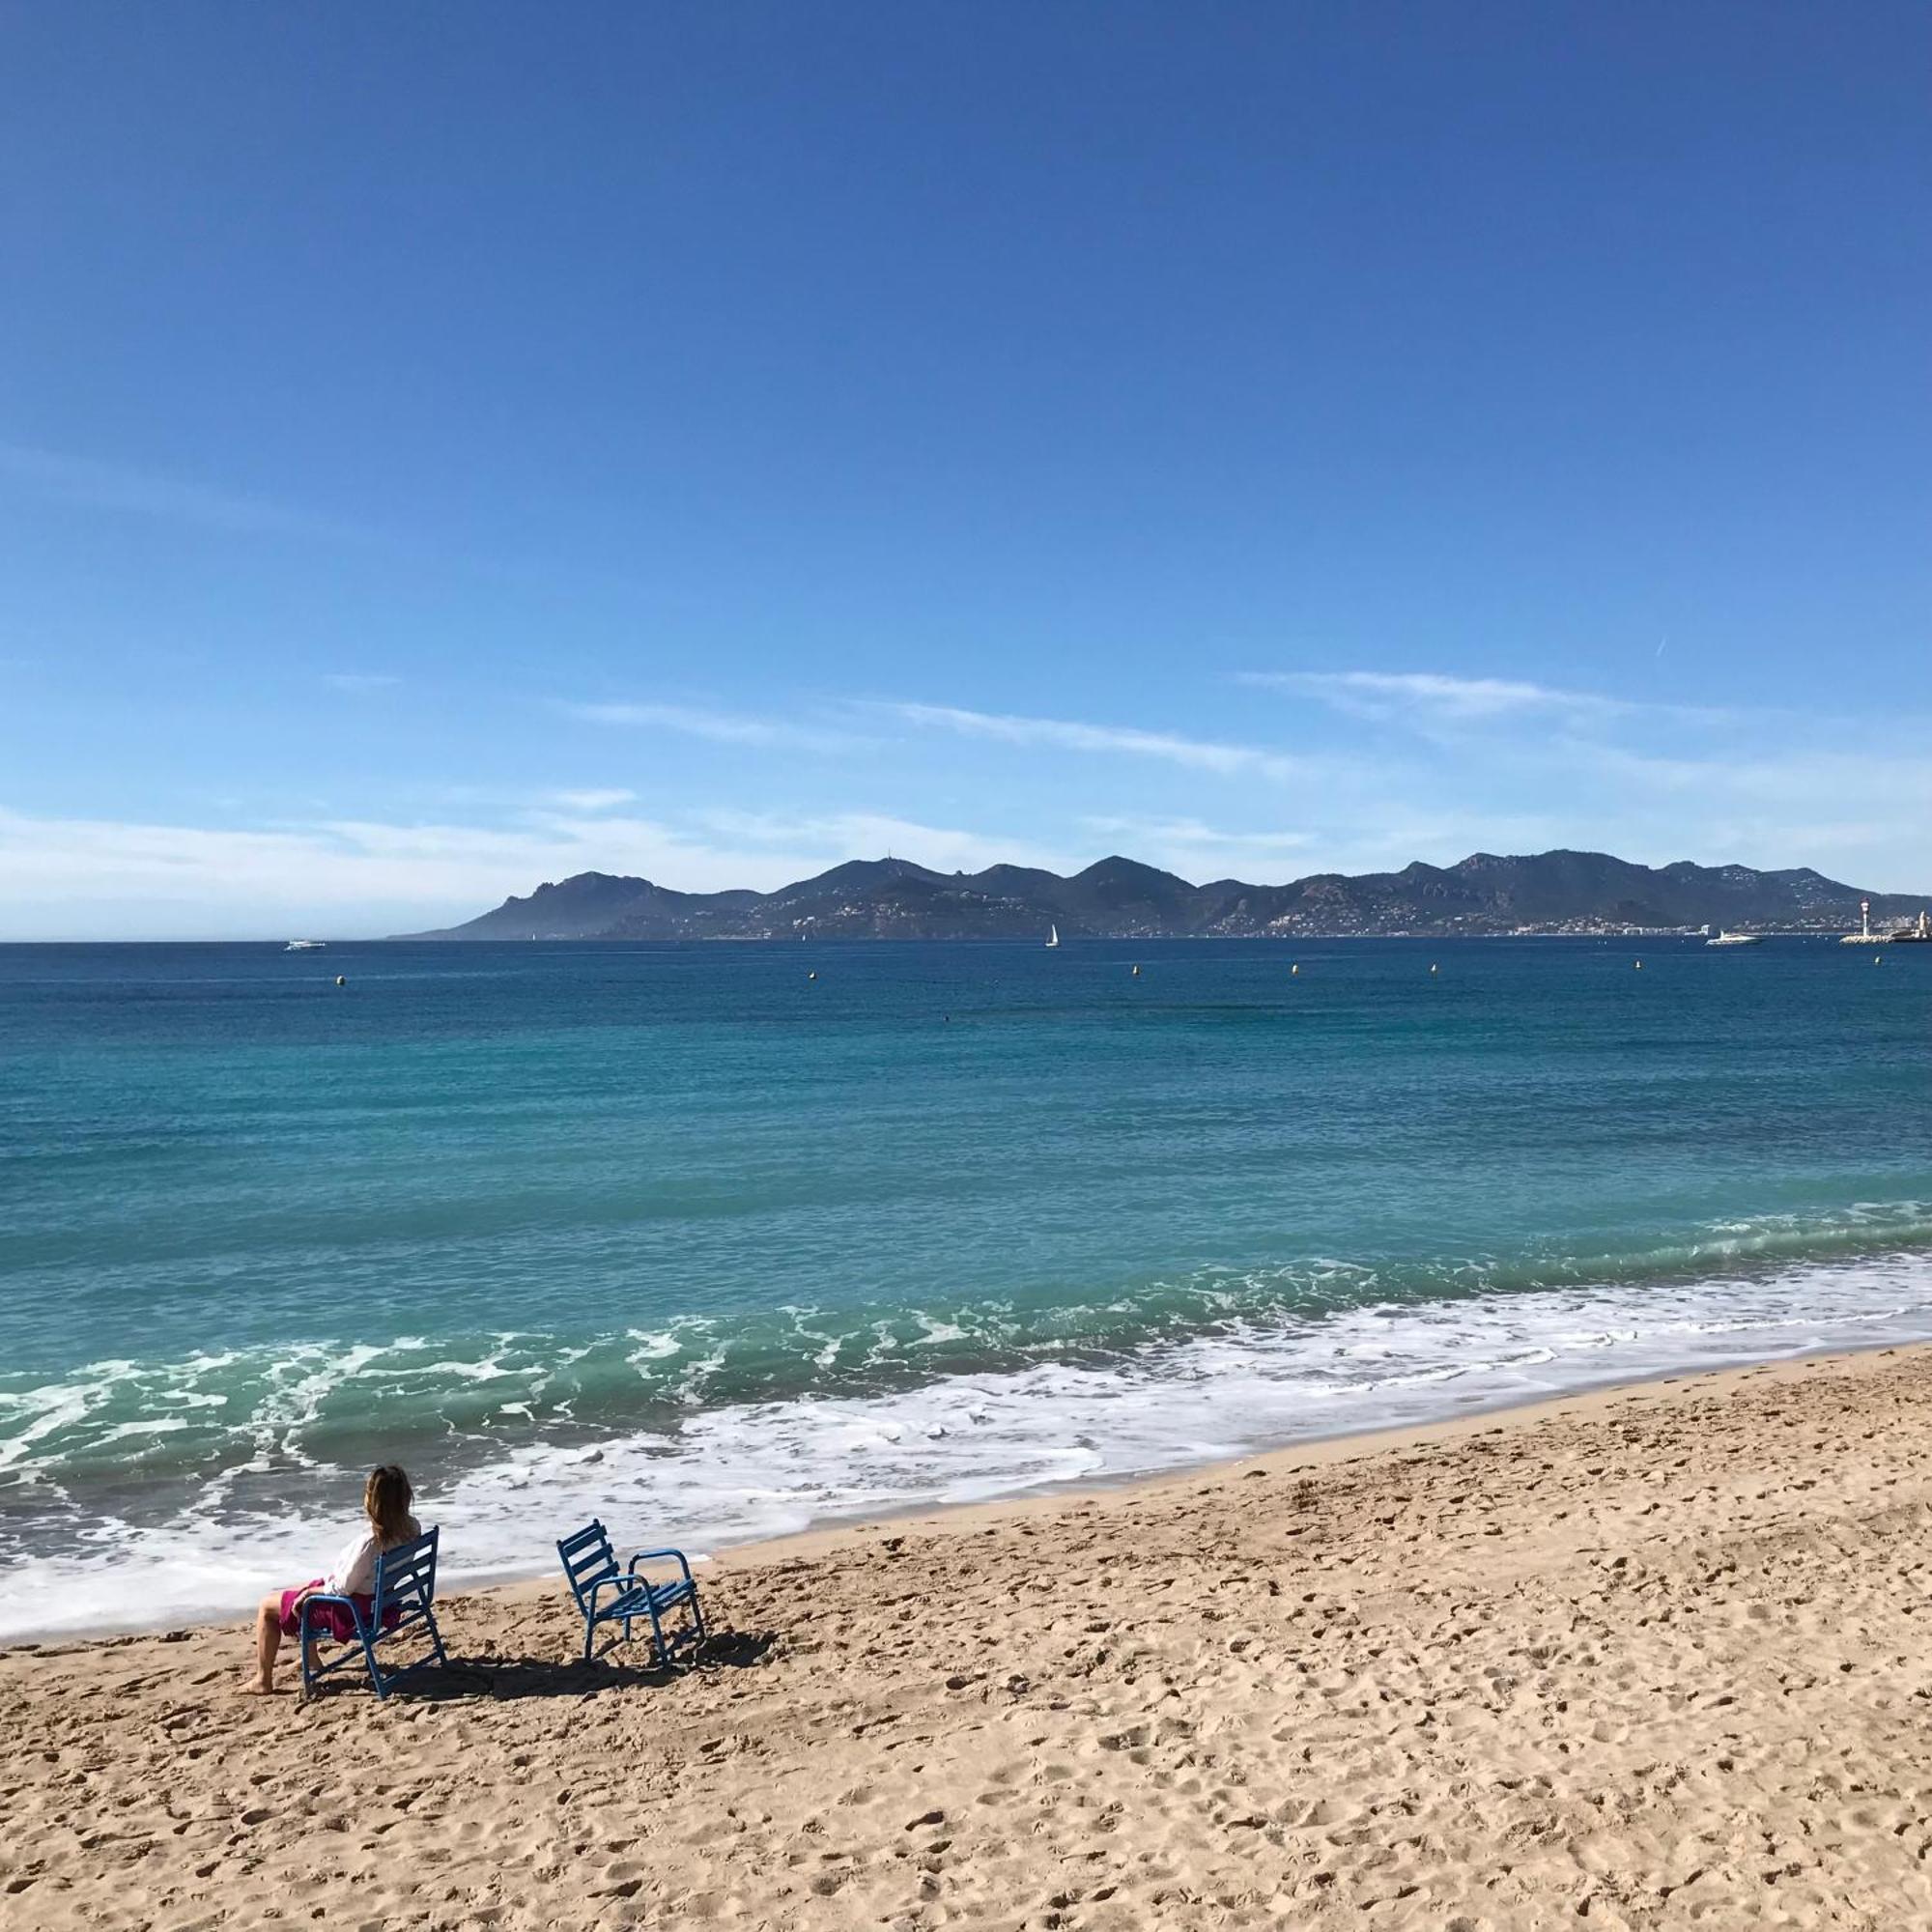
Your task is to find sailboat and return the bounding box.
[1045,924,1060,949]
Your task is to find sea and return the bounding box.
[2,935,1929,1640]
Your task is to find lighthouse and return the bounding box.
[1841,897,1892,945]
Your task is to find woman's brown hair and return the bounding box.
[364,1464,414,1546]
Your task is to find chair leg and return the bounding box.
[582,1617,595,1664]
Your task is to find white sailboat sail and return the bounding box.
[1045,924,1060,948]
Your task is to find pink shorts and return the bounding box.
[279,1578,397,1644]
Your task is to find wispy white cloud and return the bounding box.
[1080,815,1316,867]
[320,672,401,694]
[0,807,730,938]
[1243,670,1630,724]
[0,442,683,604]
[1554,738,1932,811]
[541,787,638,813]
[6,757,1928,940]
[558,700,858,753]
[0,803,1070,939]
[1246,668,1742,732]
[0,441,363,544]
[886,702,1299,780]
[692,809,1072,874]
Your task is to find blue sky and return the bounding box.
[2,3,1928,937]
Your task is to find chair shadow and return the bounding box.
[355,1629,781,1703]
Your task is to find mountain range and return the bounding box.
[400,849,1932,942]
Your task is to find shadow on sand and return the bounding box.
[309,1630,780,1703]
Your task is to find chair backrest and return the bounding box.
[557,1520,617,1608]
[372,1526,440,1621]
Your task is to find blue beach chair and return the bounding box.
[299,1525,450,1699]
[556,1520,706,1667]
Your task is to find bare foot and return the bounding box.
[239,1674,282,1695]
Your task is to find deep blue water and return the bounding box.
[2,935,1929,1635]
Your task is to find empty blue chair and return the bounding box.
[299,1525,450,1699]
[557,1520,706,1667]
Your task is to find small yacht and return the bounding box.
[284,938,326,952]
[1045,923,1060,949]
[1705,930,1761,947]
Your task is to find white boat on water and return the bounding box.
[1045,924,1060,949]
[1705,930,1762,947]
[284,938,326,952]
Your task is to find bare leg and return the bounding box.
[243,1594,285,1693]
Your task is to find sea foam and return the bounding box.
[5,1245,1932,1641]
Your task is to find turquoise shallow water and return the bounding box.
[2,936,1930,1635]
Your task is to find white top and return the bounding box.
[324,1515,421,1597]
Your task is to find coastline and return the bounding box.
[12,932,1929,1652]
[10,1341,1932,1925]
[706,1333,1932,1576]
[11,1331,1932,1650]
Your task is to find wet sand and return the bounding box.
[7,1344,1932,1929]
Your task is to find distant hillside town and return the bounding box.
[399,849,1932,943]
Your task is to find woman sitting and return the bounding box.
[245,1463,421,1693]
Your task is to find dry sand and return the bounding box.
[8,1345,1932,1930]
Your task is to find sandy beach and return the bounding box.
[8,1344,1932,1929]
